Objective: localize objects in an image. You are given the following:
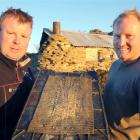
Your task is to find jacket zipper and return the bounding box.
[15,61,20,82]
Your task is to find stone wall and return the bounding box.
[39,34,117,72]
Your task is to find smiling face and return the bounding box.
[0,16,32,60]
[113,15,140,63]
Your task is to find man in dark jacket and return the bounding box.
[0,8,34,140]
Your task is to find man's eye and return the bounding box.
[126,35,135,40]
[21,35,28,38]
[8,32,14,35]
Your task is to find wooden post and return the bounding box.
[53,21,61,34]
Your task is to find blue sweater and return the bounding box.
[103,58,140,139]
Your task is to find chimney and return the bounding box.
[53,21,61,34]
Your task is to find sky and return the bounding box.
[0,0,140,53]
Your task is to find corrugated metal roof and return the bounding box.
[43,28,113,48]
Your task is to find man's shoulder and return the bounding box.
[0,59,10,72]
[112,59,121,65]
[110,59,121,70]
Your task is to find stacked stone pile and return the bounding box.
[39,34,86,72]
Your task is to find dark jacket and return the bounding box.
[0,53,34,140]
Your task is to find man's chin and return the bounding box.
[119,56,128,62]
[5,54,21,61]
[120,57,133,64]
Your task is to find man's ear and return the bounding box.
[0,31,1,43]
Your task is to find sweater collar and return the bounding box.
[120,56,140,66]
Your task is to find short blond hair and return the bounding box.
[113,9,140,28]
[0,7,33,29]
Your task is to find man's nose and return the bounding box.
[119,35,126,47]
[13,35,20,44]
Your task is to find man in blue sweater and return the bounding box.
[103,9,140,140]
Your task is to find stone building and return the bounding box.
[38,22,117,73]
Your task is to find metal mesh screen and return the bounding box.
[27,73,94,135]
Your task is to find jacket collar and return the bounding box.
[0,52,17,68]
[0,52,30,69]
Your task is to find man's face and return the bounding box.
[113,15,140,63]
[0,16,32,60]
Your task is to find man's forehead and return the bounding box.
[114,15,140,27]
[113,16,140,34]
[1,16,32,28]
